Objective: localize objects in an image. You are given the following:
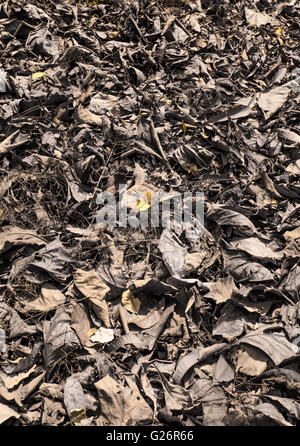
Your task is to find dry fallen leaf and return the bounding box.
[121,289,141,314]
[95,375,152,426]
[245,7,272,27]
[32,72,45,80]
[90,327,114,343]
[0,402,20,424]
[26,283,65,312]
[74,269,111,327]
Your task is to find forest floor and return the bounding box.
[0,0,299,426]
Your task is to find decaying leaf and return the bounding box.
[174,343,227,384]
[26,283,65,312]
[204,276,237,304]
[64,376,87,425]
[43,308,80,372]
[254,402,293,426]
[121,289,141,314]
[74,269,111,327]
[257,85,291,119]
[0,226,46,253]
[89,327,114,344]
[0,0,299,427]
[95,375,152,426]
[244,7,272,27]
[233,330,297,365]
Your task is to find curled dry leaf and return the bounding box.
[174,343,227,384]
[121,289,141,314]
[1,0,299,427]
[233,330,297,366]
[43,308,80,372]
[64,376,87,425]
[0,226,46,253]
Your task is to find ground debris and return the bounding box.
[0,0,299,426]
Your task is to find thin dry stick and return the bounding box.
[0,130,30,156]
[149,118,170,166]
[118,303,129,335]
[129,15,145,41]
[91,149,113,201]
[87,149,114,232]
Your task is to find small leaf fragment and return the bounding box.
[87,328,97,337]
[32,72,45,80]
[136,191,152,211]
[241,49,248,60]
[201,131,209,139]
[183,164,199,174]
[90,327,114,343]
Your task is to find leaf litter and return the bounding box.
[0,0,299,427]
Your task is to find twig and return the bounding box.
[161,15,176,36]
[118,304,129,335]
[175,18,192,38]
[0,130,29,156]
[149,118,169,164]
[90,149,113,201]
[129,15,145,41]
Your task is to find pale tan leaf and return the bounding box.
[0,402,20,424]
[74,269,111,327]
[26,283,65,312]
[95,375,152,426]
[3,365,37,390]
[235,345,268,376]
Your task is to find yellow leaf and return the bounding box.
[71,409,86,425]
[271,199,277,204]
[98,228,106,238]
[214,161,222,168]
[182,121,187,133]
[183,164,199,174]
[121,289,141,314]
[201,131,209,139]
[32,72,45,80]
[135,191,152,211]
[87,328,97,337]
[108,30,120,39]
